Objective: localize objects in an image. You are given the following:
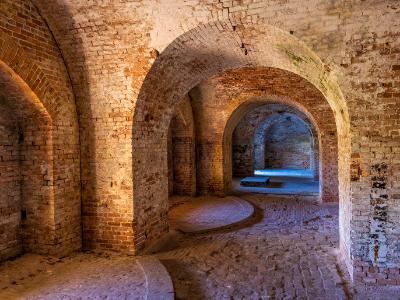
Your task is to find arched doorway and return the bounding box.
[230,103,323,198]
[0,33,81,259]
[132,23,350,261]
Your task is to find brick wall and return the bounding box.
[168,96,196,196]
[264,115,312,170]
[232,103,319,179]
[0,104,21,261]
[0,0,80,258]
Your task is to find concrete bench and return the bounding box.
[240,176,270,187]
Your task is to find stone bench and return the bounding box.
[240,176,270,187]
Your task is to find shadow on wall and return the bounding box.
[0,61,54,259]
[167,95,197,197]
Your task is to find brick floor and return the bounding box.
[159,193,400,299]
[169,195,254,233]
[1,193,399,299]
[0,252,146,299]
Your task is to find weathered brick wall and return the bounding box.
[0,0,80,258]
[0,104,21,261]
[31,0,151,252]
[338,3,400,285]
[168,96,196,196]
[19,120,53,254]
[232,103,319,178]
[263,116,312,170]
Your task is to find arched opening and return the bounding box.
[0,61,54,259]
[0,54,80,259]
[230,102,322,197]
[132,23,350,267]
[218,68,339,204]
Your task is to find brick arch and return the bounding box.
[0,32,71,121]
[221,87,337,203]
[252,110,319,179]
[132,22,350,254]
[0,60,54,256]
[0,29,81,256]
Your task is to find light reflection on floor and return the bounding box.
[235,168,319,195]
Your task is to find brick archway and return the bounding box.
[132,22,350,258]
[252,109,320,180]
[221,83,337,204]
[0,30,81,257]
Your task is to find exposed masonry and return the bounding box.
[0,0,80,259]
[0,0,398,287]
[369,164,389,265]
[0,104,20,261]
[168,96,196,197]
[190,68,338,203]
[232,103,320,181]
[263,116,312,169]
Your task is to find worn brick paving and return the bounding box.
[0,252,146,299]
[159,194,400,299]
[1,194,399,299]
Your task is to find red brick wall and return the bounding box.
[0,104,21,261]
[168,96,196,196]
[232,104,319,179]
[0,0,80,258]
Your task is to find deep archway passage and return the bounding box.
[219,79,337,203]
[259,114,315,171]
[132,22,350,265]
[187,67,339,203]
[231,103,320,179]
[230,103,322,197]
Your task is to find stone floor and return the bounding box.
[159,193,400,299]
[235,168,319,196]
[1,193,400,299]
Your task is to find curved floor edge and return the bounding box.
[137,256,174,300]
[170,197,255,234]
